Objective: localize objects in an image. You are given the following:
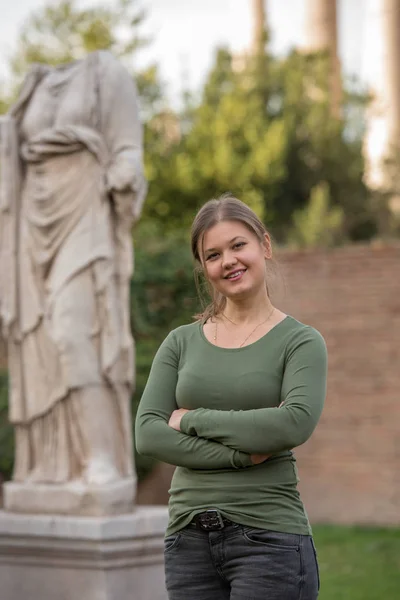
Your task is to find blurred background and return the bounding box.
[0,1,399,598]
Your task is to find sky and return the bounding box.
[0,0,381,105]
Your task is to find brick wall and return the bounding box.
[276,243,400,526]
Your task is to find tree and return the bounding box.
[0,0,163,116]
[11,0,147,72]
[288,182,343,248]
[140,45,375,244]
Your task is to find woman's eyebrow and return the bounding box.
[205,236,245,253]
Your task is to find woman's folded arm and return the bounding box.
[180,328,327,454]
[135,332,253,469]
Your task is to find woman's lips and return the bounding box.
[224,269,246,282]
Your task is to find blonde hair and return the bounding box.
[191,193,272,323]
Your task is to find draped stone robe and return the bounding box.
[0,51,147,482]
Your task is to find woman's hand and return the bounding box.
[250,454,271,465]
[168,407,275,463]
[168,408,190,431]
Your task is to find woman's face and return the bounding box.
[200,220,271,300]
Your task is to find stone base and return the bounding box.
[3,477,135,516]
[0,506,169,600]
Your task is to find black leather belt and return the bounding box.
[190,510,235,531]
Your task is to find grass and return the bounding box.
[313,525,400,600]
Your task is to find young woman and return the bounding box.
[135,194,327,600]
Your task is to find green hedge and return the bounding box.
[0,371,14,479]
[0,235,199,481]
[131,234,200,479]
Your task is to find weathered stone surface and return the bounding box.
[3,477,136,516]
[0,506,169,600]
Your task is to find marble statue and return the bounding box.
[0,50,147,512]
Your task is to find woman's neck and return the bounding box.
[221,291,273,325]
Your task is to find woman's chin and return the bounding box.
[220,279,266,301]
[222,284,252,300]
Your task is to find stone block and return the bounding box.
[0,506,169,600]
[3,478,136,517]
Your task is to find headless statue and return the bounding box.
[0,51,147,505]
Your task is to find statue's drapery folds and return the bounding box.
[0,51,147,491]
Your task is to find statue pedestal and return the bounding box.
[0,507,169,600]
[3,478,136,516]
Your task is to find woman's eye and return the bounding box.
[206,253,218,261]
[233,242,246,249]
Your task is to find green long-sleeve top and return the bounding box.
[135,316,327,536]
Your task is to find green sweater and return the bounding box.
[135,316,327,536]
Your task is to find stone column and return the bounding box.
[363,0,400,203]
[382,0,400,143]
[302,0,342,118]
[251,0,267,54]
[232,0,268,72]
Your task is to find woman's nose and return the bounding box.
[222,252,237,269]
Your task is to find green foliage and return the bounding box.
[0,90,8,115]
[130,226,199,479]
[1,0,163,116]
[10,0,147,73]
[141,47,376,244]
[0,371,14,479]
[289,182,343,248]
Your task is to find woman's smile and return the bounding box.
[224,268,247,282]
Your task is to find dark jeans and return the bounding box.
[164,522,320,600]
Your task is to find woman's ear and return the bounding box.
[263,233,272,260]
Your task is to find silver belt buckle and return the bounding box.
[198,510,225,531]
